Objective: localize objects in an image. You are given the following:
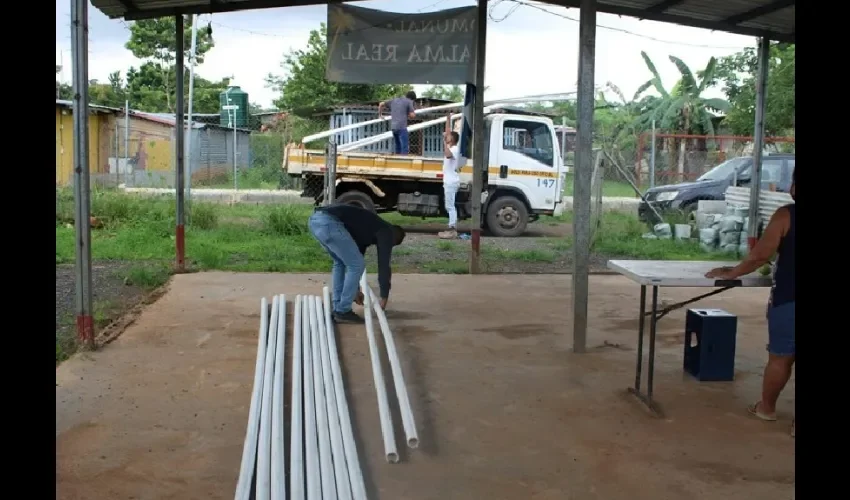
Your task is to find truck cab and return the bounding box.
[285,112,567,237]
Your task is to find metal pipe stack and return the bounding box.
[235,280,419,500]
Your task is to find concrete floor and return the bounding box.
[56,273,795,500]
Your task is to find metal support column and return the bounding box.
[469,0,489,274]
[572,0,597,353]
[175,14,186,271]
[747,37,770,248]
[71,0,94,349]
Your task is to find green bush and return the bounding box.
[262,205,309,236]
[190,202,219,230]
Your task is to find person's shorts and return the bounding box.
[767,301,795,356]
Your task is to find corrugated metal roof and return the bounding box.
[89,0,794,42]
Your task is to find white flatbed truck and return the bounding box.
[284,112,567,237]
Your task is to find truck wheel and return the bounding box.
[485,195,529,237]
[335,190,376,212]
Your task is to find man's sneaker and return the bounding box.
[438,229,457,239]
[333,310,364,324]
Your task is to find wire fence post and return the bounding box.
[114,120,120,186]
[649,119,656,189]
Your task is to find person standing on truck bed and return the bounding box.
[378,91,417,155]
[438,111,464,239]
[308,203,407,324]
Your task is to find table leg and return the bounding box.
[627,285,664,417]
[647,286,659,403]
[634,285,646,391]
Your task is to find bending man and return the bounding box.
[308,203,406,323]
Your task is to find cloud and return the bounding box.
[56,0,755,108]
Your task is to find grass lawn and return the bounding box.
[561,173,636,198]
[56,189,728,272]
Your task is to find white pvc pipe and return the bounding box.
[322,286,368,500]
[314,295,353,500]
[289,296,305,500]
[309,296,338,499]
[271,294,287,500]
[360,273,399,463]
[339,105,509,153]
[303,298,322,499]
[302,91,580,144]
[256,295,280,500]
[234,297,270,500]
[366,285,419,449]
[301,102,460,144]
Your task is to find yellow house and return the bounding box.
[55,100,117,186]
[55,100,176,186]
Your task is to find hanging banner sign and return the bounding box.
[325,4,477,85]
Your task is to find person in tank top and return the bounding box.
[706,169,795,437]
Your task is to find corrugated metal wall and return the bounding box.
[725,187,794,227]
[194,127,251,183]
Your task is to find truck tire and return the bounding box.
[335,190,376,212]
[485,195,529,237]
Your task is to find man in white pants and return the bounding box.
[438,112,463,239]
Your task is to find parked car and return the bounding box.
[638,153,795,222]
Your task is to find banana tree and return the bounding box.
[634,52,730,180]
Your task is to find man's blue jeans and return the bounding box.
[392,129,409,154]
[308,211,365,314]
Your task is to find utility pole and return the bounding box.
[185,14,199,217]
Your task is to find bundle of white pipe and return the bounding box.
[237,292,365,500]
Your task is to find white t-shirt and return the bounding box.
[442,145,463,186]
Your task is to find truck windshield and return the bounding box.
[697,157,750,181]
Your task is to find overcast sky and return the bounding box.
[56,0,756,109]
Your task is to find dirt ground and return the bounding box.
[55,261,158,358]
[56,273,794,500]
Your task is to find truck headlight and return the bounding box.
[655,191,679,202]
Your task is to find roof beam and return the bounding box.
[724,0,795,25]
[646,0,687,14]
[548,0,793,42]
[115,0,136,9]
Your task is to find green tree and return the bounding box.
[708,43,795,136]
[126,16,214,112]
[56,65,73,100]
[634,52,729,179]
[124,62,231,114]
[89,71,127,108]
[265,24,412,114]
[422,84,465,102]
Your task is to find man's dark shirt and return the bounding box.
[317,203,394,299]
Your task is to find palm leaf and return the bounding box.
[668,56,697,94]
[698,57,718,93]
[702,97,730,113]
[632,80,653,101]
[660,96,686,130]
[640,52,669,98]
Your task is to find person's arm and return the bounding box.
[706,207,790,279]
[444,110,452,136]
[407,100,416,120]
[378,101,386,118]
[375,228,394,305]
